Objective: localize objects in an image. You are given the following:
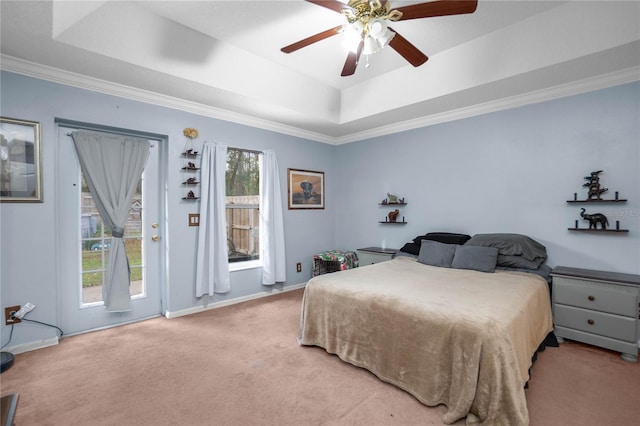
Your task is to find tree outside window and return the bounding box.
[226,149,259,263]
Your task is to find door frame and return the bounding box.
[55,119,168,335]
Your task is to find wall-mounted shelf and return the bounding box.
[567,199,627,204]
[567,228,628,233]
[567,172,629,233]
[181,150,199,158]
[181,137,201,201]
[379,194,406,224]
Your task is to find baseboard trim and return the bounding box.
[165,283,307,319]
[4,337,59,355]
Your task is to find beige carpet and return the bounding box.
[1,288,639,426]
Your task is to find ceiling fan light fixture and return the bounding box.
[342,21,364,52]
[371,22,395,48]
[362,35,380,55]
[367,18,387,38]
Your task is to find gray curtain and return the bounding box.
[72,130,150,312]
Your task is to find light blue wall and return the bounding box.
[1,71,638,351]
[335,82,640,275]
[0,71,335,347]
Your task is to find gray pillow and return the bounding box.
[417,240,456,268]
[497,254,545,270]
[464,233,547,261]
[451,245,499,273]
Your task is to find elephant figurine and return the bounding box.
[580,208,609,230]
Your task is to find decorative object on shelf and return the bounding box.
[579,208,608,230]
[378,194,407,206]
[566,170,629,233]
[181,127,201,201]
[288,168,324,209]
[379,194,407,224]
[182,190,200,200]
[583,170,607,200]
[1,117,42,202]
[388,209,400,222]
[567,170,626,203]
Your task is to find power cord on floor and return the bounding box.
[19,318,64,337]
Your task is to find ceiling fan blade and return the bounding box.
[341,40,364,76]
[281,26,342,54]
[395,0,478,21]
[388,29,428,67]
[306,0,349,14]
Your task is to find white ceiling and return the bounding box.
[1,1,639,144]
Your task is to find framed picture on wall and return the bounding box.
[288,168,324,210]
[0,117,42,202]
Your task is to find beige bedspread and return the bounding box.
[299,257,553,425]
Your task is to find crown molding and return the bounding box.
[0,55,336,145]
[2,55,637,146]
[336,66,640,144]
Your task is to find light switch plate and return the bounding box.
[189,213,200,226]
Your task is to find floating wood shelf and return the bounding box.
[568,228,628,233]
[379,202,407,206]
[567,199,627,203]
[379,221,407,225]
[182,197,200,200]
[181,167,200,171]
[182,181,200,185]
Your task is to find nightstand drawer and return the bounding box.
[554,277,638,317]
[357,251,391,266]
[554,305,637,342]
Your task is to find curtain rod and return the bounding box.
[228,146,263,155]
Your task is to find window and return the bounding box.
[226,148,259,263]
[80,174,144,304]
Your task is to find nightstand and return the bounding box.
[551,266,640,362]
[356,247,397,266]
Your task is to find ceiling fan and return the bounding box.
[281,0,478,76]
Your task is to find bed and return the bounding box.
[299,233,554,425]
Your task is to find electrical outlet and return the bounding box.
[5,305,21,325]
[296,262,302,273]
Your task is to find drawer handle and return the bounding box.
[588,295,595,301]
[587,319,594,325]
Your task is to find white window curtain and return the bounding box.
[195,142,230,296]
[260,149,286,285]
[71,130,150,312]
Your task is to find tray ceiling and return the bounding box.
[1,1,639,144]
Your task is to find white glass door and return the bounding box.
[57,126,164,334]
